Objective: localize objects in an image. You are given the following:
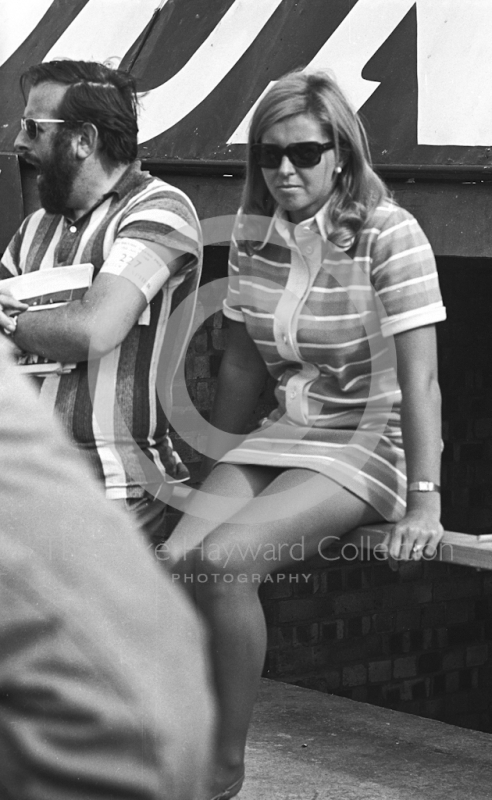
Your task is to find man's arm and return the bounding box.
[11,243,191,363]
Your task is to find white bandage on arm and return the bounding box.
[100,238,171,303]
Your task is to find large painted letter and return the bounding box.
[417,0,492,146]
[137,0,284,144]
[228,0,415,144]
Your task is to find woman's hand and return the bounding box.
[384,508,444,564]
[0,289,28,333]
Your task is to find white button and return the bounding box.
[305,245,313,254]
[289,390,297,399]
[282,335,287,343]
[69,225,77,233]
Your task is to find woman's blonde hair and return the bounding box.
[242,69,389,248]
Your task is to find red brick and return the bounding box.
[332,591,376,616]
[368,660,392,684]
[395,608,421,631]
[211,329,227,350]
[190,330,208,354]
[294,623,319,646]
[196,380,216,408]
[277,597,333,624]
[466,644,489,667]
[316,634,383,665]
[474,418,492,438]
[342,664,367,687]
[434,577,482,602]
[372,611,397,632]
[421,603,446,628]
[351,686,368,702]
[393,656,417,679]
[275,646,316,676]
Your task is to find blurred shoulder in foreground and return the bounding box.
[0,337,215,800]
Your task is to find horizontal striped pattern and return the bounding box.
[1,163,202,498]
[221,202,446,521]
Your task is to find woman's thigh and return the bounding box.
[166,463,282,562]
[196,469,384,580]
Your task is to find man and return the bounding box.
[0,336,215,799]
[0,60,202,542]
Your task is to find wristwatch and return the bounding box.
[408,481,440,493]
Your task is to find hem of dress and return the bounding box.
[218,450,405,523]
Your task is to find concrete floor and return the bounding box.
[239,679,492,799]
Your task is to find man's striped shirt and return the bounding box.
[1,163,202,499]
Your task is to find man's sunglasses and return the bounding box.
[251,141,335,169]
[21,117,66,140]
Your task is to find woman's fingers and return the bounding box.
[384,516,443,563]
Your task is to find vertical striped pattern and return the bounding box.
[1,164,202,498]
[220,202,446,521]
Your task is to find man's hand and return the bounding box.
[0,289,28,333]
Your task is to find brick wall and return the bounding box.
[168,247,492,732]
[260,552,492,732]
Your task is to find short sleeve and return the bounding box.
[222,212,245,323]
[369,205,446,337]
[101,182,202,302]
[115,182,202,266]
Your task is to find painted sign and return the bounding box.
[1,0,492,170]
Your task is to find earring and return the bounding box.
[334,165,342,174]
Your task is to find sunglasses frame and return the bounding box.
[21,117,66,140]
[251,140,336,169]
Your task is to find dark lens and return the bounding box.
[251,144,282,169]
[287,143,322,168]
[25,119,38,140]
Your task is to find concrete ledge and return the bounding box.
[344,525,492,570]
[241,678,492,799]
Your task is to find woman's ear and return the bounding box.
[74,122,98,159]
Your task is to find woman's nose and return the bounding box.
[278,155,296,175]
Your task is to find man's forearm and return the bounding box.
[13,302,92,362]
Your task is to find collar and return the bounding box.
[63,160,146,224]
[256,203,330,250]
[254,201,356,253]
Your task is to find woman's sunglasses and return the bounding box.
[21,117,66,140]
[251,141,335,169]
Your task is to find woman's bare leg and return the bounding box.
[171,468,384,796]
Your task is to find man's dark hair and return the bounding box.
[21,60,139,164]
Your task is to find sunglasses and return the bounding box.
[251,141,335,169]
[21,117,66,140]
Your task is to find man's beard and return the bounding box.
[37,133,81,216]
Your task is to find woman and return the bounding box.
[167,69,445,799]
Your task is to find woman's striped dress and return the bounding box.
[220,201,446,522]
